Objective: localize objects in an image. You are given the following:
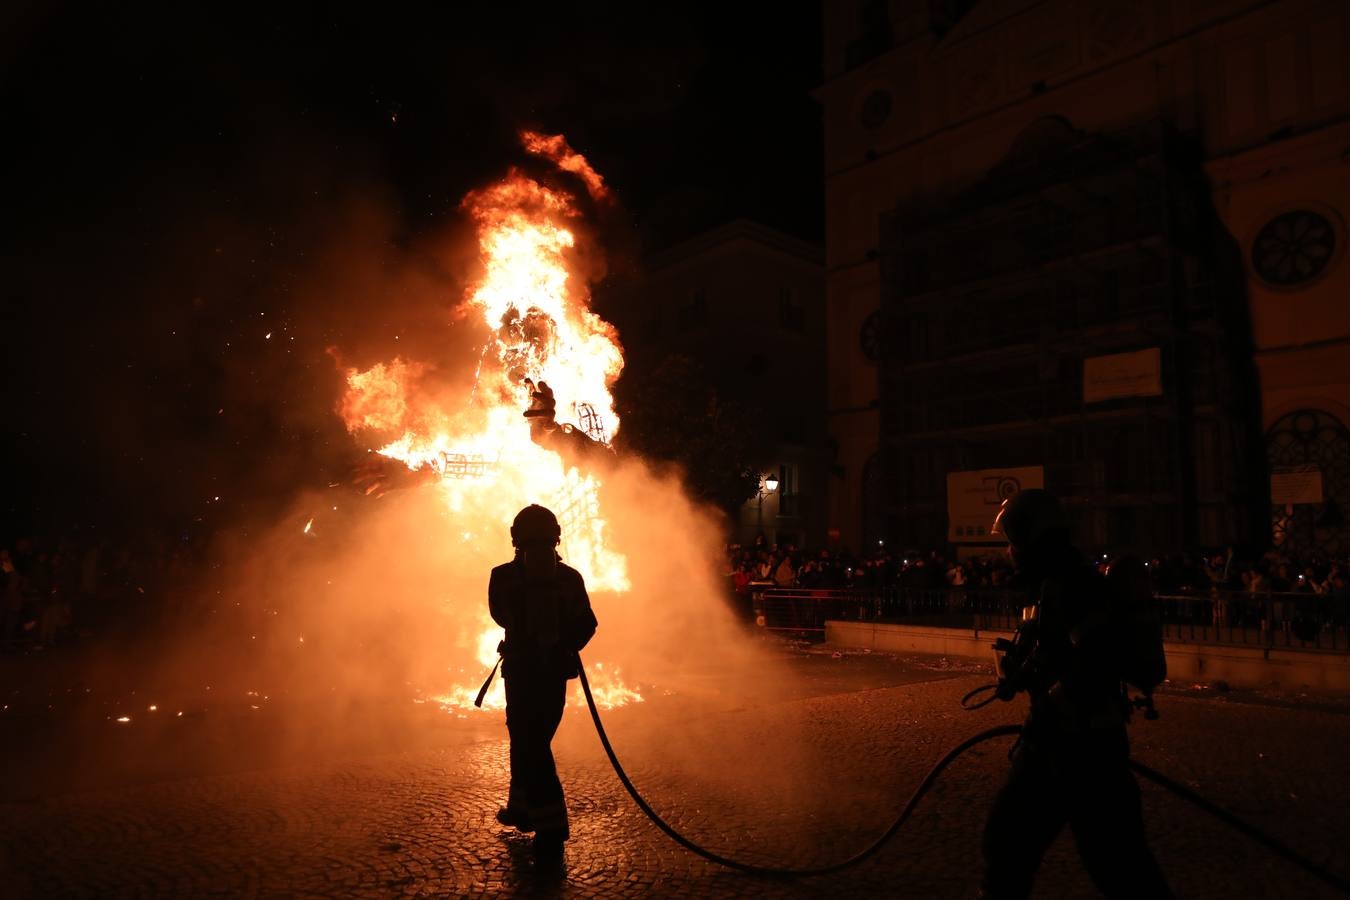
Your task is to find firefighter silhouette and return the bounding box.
[979,489,1172,899]
[490,504,597,859]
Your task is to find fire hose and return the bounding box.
[575,662,1350,891]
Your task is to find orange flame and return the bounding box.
[339,358,424,433]
[335,133,634,709]
[521,130,610,201]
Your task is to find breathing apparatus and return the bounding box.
[991,603,1040,702]
[969,491,1165,722]
[978,489,1069,707]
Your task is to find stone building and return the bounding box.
[610,219,828,548]
[816,0,1350,557]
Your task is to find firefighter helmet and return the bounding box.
[511,504,561,546]
[990,489,1068,550]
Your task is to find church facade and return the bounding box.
[817,0,1350,556]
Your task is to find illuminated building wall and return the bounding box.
[817,0,1350,554]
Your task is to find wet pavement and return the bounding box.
[2,644,1349,897]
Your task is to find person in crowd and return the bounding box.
[730,560,753,600]
[946,560,968,613]
[1271,562,1293,593]
[38,550,72,646]
[1323,562,1345,598]
[489,504,597,861]
[2,548,22,646]
[754,553,773,583]
[1245,566,1268,595]
[24,547,52,643]
[773,553,796,588]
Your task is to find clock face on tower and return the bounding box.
[860,310,881,364]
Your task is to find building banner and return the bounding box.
[1270,466,1324,505]
[946,466,1044,543]
[1083,347,1163,403]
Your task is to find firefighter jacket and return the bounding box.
[489,558,597,680]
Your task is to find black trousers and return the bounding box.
[504,669,569,840]
[981,734,1172,899]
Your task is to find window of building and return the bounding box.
[1251,208,1340,289]
[777,463,799,518]
[678,289,708,331]
[860,309,882,363]
[860,90,892,130]
[778,287,804,332]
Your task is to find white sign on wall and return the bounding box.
[1083,347,1163,403]
[946,466,1045,543]
[1270,467,1324,505]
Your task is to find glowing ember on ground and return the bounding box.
[334,132,639,710]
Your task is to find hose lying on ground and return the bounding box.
[577,662,1350,892]
[578,660,1020,877]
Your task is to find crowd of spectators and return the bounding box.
[726,537,1350,606]
[8,526,1350,653]
[1,531,204,652]
[726,541,1012,596]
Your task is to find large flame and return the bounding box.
[335,133,635,710]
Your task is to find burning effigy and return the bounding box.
[328,133,639,710]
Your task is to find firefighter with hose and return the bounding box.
[488,504,597,861]
[979,489,1172,898]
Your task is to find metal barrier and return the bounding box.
[1156,591,1349,652]
[750,586,1024,635]
[750,585,1350,652]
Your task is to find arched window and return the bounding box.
[1267,409,1350,555]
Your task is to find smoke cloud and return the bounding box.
[17,131,833,836]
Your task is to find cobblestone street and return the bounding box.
[3,646,1349,898]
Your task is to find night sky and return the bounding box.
[3,4,823,540]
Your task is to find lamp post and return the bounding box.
[756,472,780,538]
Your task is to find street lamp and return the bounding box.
[756,472,779,536]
